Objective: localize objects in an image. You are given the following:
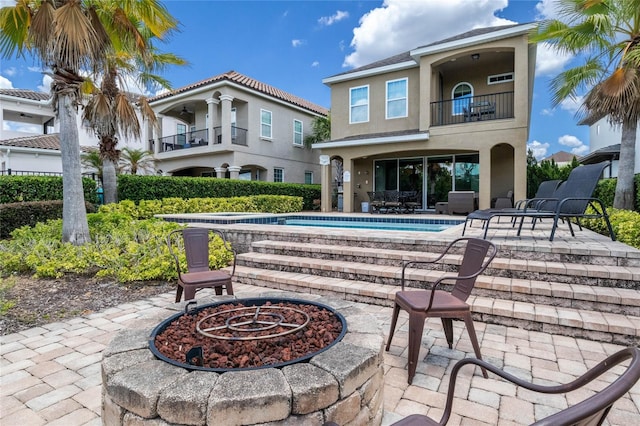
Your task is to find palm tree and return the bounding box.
[81,150,104,183]
[0,0,181,244]
[119,147,155,175]
[531,0,640,210]
[82,18,185,204]
[304,114,331,147]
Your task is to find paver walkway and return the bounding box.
[1,282,639,425]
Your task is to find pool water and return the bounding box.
[280,218,452,232]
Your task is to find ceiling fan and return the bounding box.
[20,112,33,118]
[179,106,193,116]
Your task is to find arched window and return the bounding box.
[452,82,473,115]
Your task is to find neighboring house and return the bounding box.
[580,115,640,178]
[316,23,537,212]
[542,151,577,167]
[144,70,328,183]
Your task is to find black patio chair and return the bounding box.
[462,162,615,241]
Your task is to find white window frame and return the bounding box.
[274,167,284,182]
[451,82,473,116]
[293,119,303,146]
[305,171,313,184]
[386,78,408,119]
[260,109,272,139]
[487,72,514,85]
[349,85,369,124]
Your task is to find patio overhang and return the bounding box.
[312,130,429,149]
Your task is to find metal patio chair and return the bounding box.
[388,346,640,426]
[386,237,497,384]
[167,227,235,302]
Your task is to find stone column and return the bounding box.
[219,94,234,146]
[228,166,241,180]
[215,167,227,178]
[206,97,219,146]
[319,155,331,212]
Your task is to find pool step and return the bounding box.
[242,241,640,289]
[231,265,639,346]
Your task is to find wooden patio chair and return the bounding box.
[167,227,235,302]
[386,237,497,384]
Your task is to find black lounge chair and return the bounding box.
[462,161,615,241]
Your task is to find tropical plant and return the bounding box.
[0,0,181,244]
[304,113,331,147]
[82,17,185,203]
[531,0,640,210]
[119,147,156,175]
[81,150,105,183]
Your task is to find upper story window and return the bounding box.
[261,109,272,139]
[293,119,303,146]
[386,78,407,119]
[305,171,313,184]
[177,123,187,144]
[488,72,514,85]
[350,85,369,124]
[452,82,473,115]
[274,167,284,182]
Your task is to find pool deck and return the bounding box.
[1,214,639,425]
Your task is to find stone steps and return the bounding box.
[231,238,640,346]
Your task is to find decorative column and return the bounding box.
[215,167,227,178]
[228,166,241,180]
[319,155,331,212]
[206,97,219,146]
[141,116,150,152]
[153,114,164,154]
[219,94,234,146]
[478,147,491,210]
[341,157,354,213]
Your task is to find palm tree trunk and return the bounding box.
[59,94,91,245]
[613,119,637,210]
[102,158,118,204]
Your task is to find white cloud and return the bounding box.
[527,140,550,160]
[318,10,349,27]
[343,0,513,69]
[292,39,305,48]
[558,134,588,155]
[311,61,320,67]
[540,108,553,116]
[559,95,583,114]
[28,66,42,72]
[0,75,14,89]
[535,0,562,20]
[3,66,17,77]
[535,42,573,76]
[37,75,52,93]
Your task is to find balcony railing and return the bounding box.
[430,91,514,127]
[214,126,248,146]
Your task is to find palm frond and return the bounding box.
[53,0,106,70]
[0,1,33,58]
[115,92,140,139]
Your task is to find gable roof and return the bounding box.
[148,70,328,116]
[543,151,577,163]
[0,89,50,102]
[324,23,535,83]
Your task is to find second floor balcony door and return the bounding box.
[452,83,473,116]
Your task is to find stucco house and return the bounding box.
[580,115,640,178]
[144,70,328,183]
[315,23,537,212]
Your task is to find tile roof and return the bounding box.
[0,89,50,102]
[329,23,528,78]
[543,151,577,163]
[148,70,328,116]
[0,134,95,153]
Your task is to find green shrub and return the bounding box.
[0,213,233,282]
[581,207,640,249]
[0,176,98,204]
[117,175,320,210]
[0,201,97,239]
[98,195,302,219]
[594,178,616,207]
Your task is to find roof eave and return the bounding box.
[322,61,417,85]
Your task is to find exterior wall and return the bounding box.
[589,117,640,175]
[0,148,63,174]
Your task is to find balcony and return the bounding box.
[152,127,247,153]
[430,91,514,127]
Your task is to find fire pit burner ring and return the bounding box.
[196,305,310,340]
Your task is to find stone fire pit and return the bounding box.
[101,292,385,426]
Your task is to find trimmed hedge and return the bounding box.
[0,176,99,204]
[117,175,320,210]
[0,201,98,239]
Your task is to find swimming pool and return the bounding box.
[160,213,463,233]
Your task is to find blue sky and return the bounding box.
[0,0,588,160]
